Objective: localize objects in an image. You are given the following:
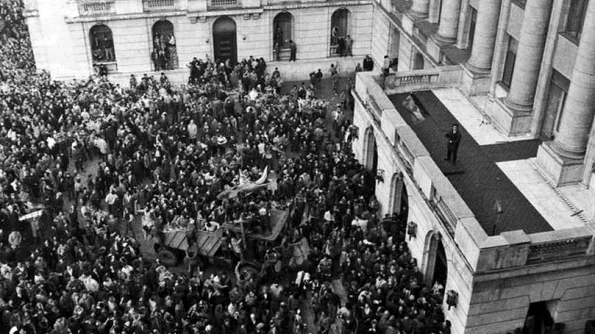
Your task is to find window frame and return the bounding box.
[501,35,518,89]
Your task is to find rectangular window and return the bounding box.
[551,71,570,133]
[565,0,588,41]
[542,70,570,138]
[501,35,518,89]
[468,6,477,49]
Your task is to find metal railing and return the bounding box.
[430,189,458,237]
[78,1,115,15]
[394,133,414,176]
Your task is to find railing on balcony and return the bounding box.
[394,133,414,176]
[526,236,591,264]
[383,66,463,95]
[143,0,177,11]
[78,0,115,16]
[364,92,382,125]
[209,0,239,6]
[430,188,458,237]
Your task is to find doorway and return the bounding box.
[152,20,177,70]
[213,16,237,64]
[522,302,555,334]
[389,173,409,220]
[363,127,378,194]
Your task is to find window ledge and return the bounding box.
[559,32,580,46]
[511,0,525,10]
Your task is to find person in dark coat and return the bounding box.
[289,40,297,62]
[444,124,462,164]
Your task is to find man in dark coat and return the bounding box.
[289,40,297,62]
[444,124,462,164]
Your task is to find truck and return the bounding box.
[153,204,295,281]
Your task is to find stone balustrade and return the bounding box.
[383,65,463,95]
[143,0,179,11]
[208,0,240,7]
[78,0,116,16]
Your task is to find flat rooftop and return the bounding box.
[390,89,595,236]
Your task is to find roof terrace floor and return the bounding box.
[389,90,553,235]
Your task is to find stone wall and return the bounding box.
[26,0,374,80]
[468,258,595,333]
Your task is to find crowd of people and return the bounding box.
[0,1,449,333]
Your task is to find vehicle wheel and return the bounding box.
[157,248,179,267]
[235,261,261,281]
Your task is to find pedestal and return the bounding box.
[461,64,491,96]
[536,142,585,186]
[485,96,532,136]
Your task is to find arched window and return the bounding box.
[330,8,350,56]
[152,20,178,71]
[90,24,115,63]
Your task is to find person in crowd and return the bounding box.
[289,40,297,62]
[363,55,374,71]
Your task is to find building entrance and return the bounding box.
[522,302,555,334]
[213,16,237,64]
[363,127,378,196]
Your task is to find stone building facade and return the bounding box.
[23,0,373,80]
[350,0,595,333]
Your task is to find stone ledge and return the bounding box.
[484,96,532,136]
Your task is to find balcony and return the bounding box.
[77,0,116,16]
[143,0,179,12]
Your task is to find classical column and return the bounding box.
[552,0,595,159]
[434,0,462,44]
[410,0,430,19]
[502,0,553,112]
[465,0,502,73]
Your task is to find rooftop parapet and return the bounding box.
[355,69,595,273]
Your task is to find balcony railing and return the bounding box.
[209,0,239,6]
[143,0,177,11]
[383,66,463,95]
[78,0,115,16]
[430,190,458,237]
[526,236,592,265]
